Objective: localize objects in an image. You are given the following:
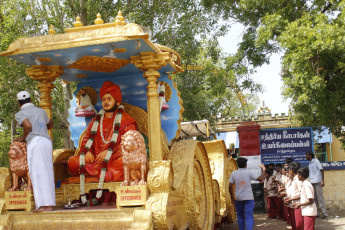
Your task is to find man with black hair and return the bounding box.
[14,91,55,212]
[306,151,328,219]
[229,157,266,230]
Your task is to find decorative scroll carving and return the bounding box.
[0,23,149,56]
[67,56,130,73]
[154,44,182,69]
[62,182,121,203]
[146,161,171,229]
[131,51,170,71]
[169,140,214,230]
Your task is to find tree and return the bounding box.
[0,0,264,167]
[176,40,261,125]
[201,0,345,143]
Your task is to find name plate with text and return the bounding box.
[5,191,32,211]
[116,185,148,207]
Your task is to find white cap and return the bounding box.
[17,91,30,101]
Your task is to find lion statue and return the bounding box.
[8,141,32,191]
[120,130,148,186]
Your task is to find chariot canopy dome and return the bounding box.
[0,11,183,83]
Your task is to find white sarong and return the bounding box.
[27,136,56,209]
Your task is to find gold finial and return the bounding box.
[48,25,56,34]
[114,11,126,26]
[73,16,83,27]
[94,13,104,25]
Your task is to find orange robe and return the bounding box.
[68,111,137,182]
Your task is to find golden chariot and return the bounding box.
[0,12,237,230]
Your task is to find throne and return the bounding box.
[53,103,169,204]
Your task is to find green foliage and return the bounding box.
[175,40,261,126]
[0,0,263,166]
[201,0,345,143]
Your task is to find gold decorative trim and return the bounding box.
[131,210,153,229]
[114,11,127,26]
[38,57,51,62]
[8,208,136,229]
[1,24,149,57]
[114,48,127,53]
[62,182,121,203]
[131,51,169,71]
[146,161,171,229]
[0,168,10,198]
[168,74,184,145]
[154,44,181,67]
[94,13,104,25]
[213,180,222,223]
[67,56,130,73]
[168,140,214,229]
[73,16,83,27]
[75,74,87,78]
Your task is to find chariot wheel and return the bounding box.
[169,140,214,230]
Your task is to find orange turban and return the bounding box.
[99,81,122,102]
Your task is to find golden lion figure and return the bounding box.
[8,141,32,191]
[120,130,148,186]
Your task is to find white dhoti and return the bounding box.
[27,136,56,209]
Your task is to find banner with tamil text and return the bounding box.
[260,127,313,163]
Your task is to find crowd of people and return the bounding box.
[230,151,327,230]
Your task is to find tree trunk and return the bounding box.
[62,81,75,149]
[11,120,16,142]
[80,0,87,26]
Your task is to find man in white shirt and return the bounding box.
[306,151,328,218]
[229,157,266,230]
[14,91,55,212]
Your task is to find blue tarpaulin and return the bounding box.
[313,127,332,143]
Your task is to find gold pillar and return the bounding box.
[131,52,170,162]
[26,65,64,139]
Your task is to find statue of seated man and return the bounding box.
[74,88,96,113]
[67,81,138,183]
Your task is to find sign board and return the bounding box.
[5,191,32,211]
[116,185,148,207]
[260,127,313,163]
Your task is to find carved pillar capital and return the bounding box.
[26,65,63,83]
[131,52,170,162]
[131,51,170,71]
[26,65,64,139]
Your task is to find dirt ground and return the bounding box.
[219,210,345,230]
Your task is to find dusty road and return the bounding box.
[221,210,345,230]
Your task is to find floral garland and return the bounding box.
[79,105,124,204]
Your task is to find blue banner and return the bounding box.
[260,127,313,163]
[321,161,345,171]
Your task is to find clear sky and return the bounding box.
[218,23,290,115]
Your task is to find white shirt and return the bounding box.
[15,103,50,144]
[286,177,296,208]
[300,180,317,216]
[291,175,302,203]
[275,172,282,183]
[264,176,277,197]
[309,158,323,183]
[230,168,258,201]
